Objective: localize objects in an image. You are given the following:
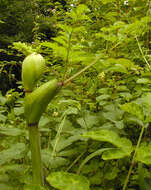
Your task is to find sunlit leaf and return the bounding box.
[120,102,144,121]
[137,78,151,84]
[135,142,151,165]
[47,171,90,190]
[82,130,132,160]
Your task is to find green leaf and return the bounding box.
[39,116,50,128]
[103,104,124,124]
[0,127,23,136]
[135,142,151,165]
[100,0,116,4]
[47,171,90,190]
[65,107,78,115]
[82,130,132,160]
[24,184,46,190]
[113,120,124,129]
[138,163,151,190]
[119,92,132,101]
[89,170,103,185]
[104,166,119,180]
[0,143,25,165]
[0,114,7,122]
[136,94,151,123]
[42,149,69,169]
[126,116,144,127]
[96,95,110,102]
[51,135,81,152]
[120,102,144,121]
[137,78,151,84]
[0,93,7,105]
[14,107,24,116]
[102,148,130,160]
[77,112,100,129]
[106,64,128,73]
[59,99,81,110]
[76,4,90,15]
[78,148,111,173]
[117,85,129,92]
[116,58,134,69]
[0,164,27,173]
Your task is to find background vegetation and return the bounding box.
[0,0,151,189]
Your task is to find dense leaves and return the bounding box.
[0,0,151,190]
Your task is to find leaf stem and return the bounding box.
[135,35,150,70]
[64,55,102,85]
[63,28,74,81]
[122,124,145,190]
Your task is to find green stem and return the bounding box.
[63,28,73,81]
[64,54,102,85]
[122,124,145,190]
[28,123,44,186]
[135,35,151,70]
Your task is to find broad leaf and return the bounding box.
[0,143,25,165]
[78,148,111,173]
[135,142,151,165]
[82,130,132,160]
[47,171,90,190]
[77,111,100,129]
[106,64,128,73]
[51,135,81,152]
[0,127,23,136]
[120,102,144,121]
[42,149,69,168]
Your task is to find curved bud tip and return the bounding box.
[22,53,45,91]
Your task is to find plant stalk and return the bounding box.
[64,54,102,85]
[28,123,44,186]
[122,124,145,190]
[135,35,150,70]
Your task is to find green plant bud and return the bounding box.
[24,79,59,124]
[6,94,15,107]
[22,53,45,91]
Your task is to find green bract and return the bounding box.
[24,79,58,124]
[22,53,45,91]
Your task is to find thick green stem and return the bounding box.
[28,123,44,186]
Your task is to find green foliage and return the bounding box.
[1,0,151,189]
[47,171,90,190]
[0,0,34,46]
[24,185,46,190]
[82,130,133,160]
[12,42,35,56]
[138,163,151,190]
[135,142,151,165]
[0,143,25,165]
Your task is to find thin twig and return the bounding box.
[122,124,145,190]
[52,115,66,157]
[66,151,85,172]
[63,28,74,81]
[64,55,102,85]
[135,35,151,70]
